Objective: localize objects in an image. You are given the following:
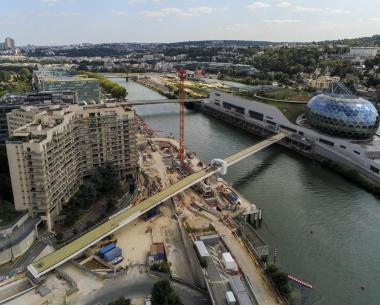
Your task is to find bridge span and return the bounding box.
[121,98,203,106]
[27,133,287,279]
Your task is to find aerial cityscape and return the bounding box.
[1,1,380,305]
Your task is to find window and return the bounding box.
[370,165,379,174]
[319,138,334,146]
[340,145,346,149]
[223,102,245,114]
[280,125,297,133]
[299,131,304,136]
[214,102,220,106]
[266,120,276,126]
[249,110,264,121]
[215,93,221,97]
[354,150,360,155]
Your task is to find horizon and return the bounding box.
[10,36,380,47]
[3,0,380,45]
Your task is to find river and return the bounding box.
[113,78,380,305]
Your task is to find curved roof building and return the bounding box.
[306,94,379,139]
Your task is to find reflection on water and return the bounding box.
[117,78,380,305]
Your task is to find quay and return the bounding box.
[27,133,286,279]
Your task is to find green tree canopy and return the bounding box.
[151,280,183,305]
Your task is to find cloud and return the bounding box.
[295,6,351,14]
[112,10,128,16]
[263,19,301,24]
[319,21,360,28]
[246,2,270,11]
[38,11,80,17]
[140,6,227,18]
[224,23,249,32]
[41,0,60,3]
[276,1,291,8]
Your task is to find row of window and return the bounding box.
[222,102,245,114]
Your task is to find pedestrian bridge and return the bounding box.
[27,133,287,279]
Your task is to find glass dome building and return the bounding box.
[306,94,379,139]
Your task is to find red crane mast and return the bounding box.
[178,68,186,162]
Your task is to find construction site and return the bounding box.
[0,70,287,305]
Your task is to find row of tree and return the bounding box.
[80,71,127,100]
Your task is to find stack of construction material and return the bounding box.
[98,243,116,259]
[103,246,122,262]
[150,243,166,262]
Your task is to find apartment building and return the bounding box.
[0,91,77,143]
[7,106,48,137]
[306,76,341,90]
[6,103,137,229]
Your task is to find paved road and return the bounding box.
[0,241,46,275]
[70,273,209,305]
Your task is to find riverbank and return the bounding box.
[200,103,380,196]
[117,77,380,305]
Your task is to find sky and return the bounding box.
[1,0,380,45]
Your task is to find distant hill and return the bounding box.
[157,40,273,48]
[320,35,380,47]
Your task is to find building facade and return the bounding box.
[33,68,101,103]
[349,47,378,58]
[4,37,15,50]
[0,212,40,265]
[6,104,137,229]
[203,90,380,186]
[0,91,77,143]
[306,76,341,90]
[36,77,100,103]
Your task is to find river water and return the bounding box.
[114,78,380,305]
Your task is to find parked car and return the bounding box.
[111,256,124,265]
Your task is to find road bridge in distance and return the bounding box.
[27,132,287,279]
[119,98,203,106]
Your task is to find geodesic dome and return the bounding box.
[306,94,379,139]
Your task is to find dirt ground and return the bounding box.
[113,203,194,281]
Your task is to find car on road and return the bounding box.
[111,256,124,265]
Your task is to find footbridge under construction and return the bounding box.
[27,133,287,279]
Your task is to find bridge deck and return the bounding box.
[27,133,286,279]
[225,133,287,166]
[122,98,203,106]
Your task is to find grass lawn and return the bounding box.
[260,88,312,102]
[239,91,306,123]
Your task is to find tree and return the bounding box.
[151,280,183,305]
[265,264,291,299]
[91,162,121,194]
[19,68,31,81]
[56,232,64,243]
[150,261,171,274]
[111,86,127,100]
[107,297,131,305]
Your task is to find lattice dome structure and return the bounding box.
[306,94,379,139]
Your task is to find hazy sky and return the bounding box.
[2,0,380,45]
